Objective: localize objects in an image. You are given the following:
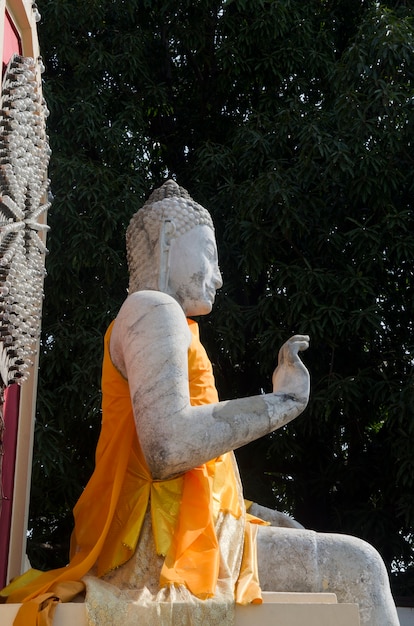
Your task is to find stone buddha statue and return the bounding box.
[2,180,399,626]
[105,179,399,625]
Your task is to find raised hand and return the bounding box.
[272,335,310,403]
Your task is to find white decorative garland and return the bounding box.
[0,54,50,387]
[0,53,50,508]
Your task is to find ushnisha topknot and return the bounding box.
[126,179,214,293]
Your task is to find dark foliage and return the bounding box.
[30,0,414,596]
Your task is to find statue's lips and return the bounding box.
[206,289,216,302]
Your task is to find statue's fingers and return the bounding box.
[289,334,310,344]
[289,335,310,353]
[278,335,310,364]
[297,339,310,352]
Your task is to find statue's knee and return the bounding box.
[350,535,389,581]
[317,533,389,587]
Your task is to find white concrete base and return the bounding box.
[0,592,361,625]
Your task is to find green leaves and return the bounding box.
[30,0,414,595]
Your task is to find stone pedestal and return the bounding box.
[237,592,360,625]
[0,592,360,625]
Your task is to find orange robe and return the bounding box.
[2,319,263,625]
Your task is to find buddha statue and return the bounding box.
[2,180,399,626]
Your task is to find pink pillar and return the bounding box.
[0,384,21,587]
[0,6,24,588]
[0,1,45,587]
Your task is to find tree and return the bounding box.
[31,0,414,596]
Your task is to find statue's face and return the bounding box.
[167,224,222,316]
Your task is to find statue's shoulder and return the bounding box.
[124,289,183,313]
[115,290,188,334]
[110,291,190,372]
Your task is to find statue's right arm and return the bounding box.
[110,291,309,480]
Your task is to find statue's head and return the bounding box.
[126,179,222,315]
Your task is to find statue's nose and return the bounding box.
[214,266,223,290]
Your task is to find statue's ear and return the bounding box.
[161,219,176,247]
[158,219,176,292]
